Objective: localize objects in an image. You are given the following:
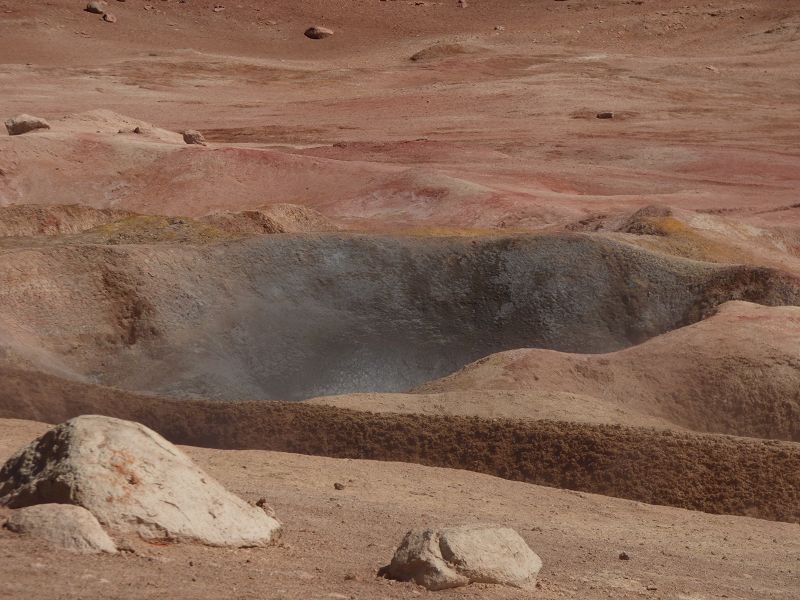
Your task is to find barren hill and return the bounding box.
[2,1,800,598]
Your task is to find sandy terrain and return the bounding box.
[1,1,799,598]
[1,2,800,230]
[1,418,798,600]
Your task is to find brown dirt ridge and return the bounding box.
[0,367,797,524]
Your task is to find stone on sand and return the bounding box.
[4,504,117,554]
[85,1,107,14]
[4,114,51,136]
[379,525,542,590]
[182,130,207,146]
[304,26,334,40]
[0,415,282,547]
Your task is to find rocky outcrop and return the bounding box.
[5,114,51,136]
[0,415,282,547]
[304,26,334,40]
[182,130,207,146]
[85,1,107,14]
[4,504,117,554]
[379,525,542,590]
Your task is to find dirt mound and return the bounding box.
[308,389,677,429]
[56,109,183,143]
[0,205,338,245]
[80,214,232,244]
[0,234,797,400]
[415,301,800,441]
[567,205,800,276]
[0,369,797,523]
[0,205,132,237]
[202,204,339,234]
[410,43,483,62]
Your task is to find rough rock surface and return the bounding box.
[182,130,207,145]
[305,26,334,40]
[4,503,117,554]
[379,525,542,590]
[4,114,50,136]
[85,1,107,14]
[0,415,282,547]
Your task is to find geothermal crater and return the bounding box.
[7,233,797,401]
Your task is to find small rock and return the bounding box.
[334,482,345,491]
[619,551,630,560]
[596,111,615,119]
[182,130,207,146]
[102,12,117,23]
[254,497,277,519]
[4,114,51,136]
[379,525,542,591]
[85,1,108,14]
[4,504,117,554]
[304,26,334,40]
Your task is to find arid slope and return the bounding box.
[2,418,798,600]
[317,301,800,441]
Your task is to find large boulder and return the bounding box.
[379,525,542,591]
[4,504,117,554]
[5,114,51,136]
[0,415,282,547]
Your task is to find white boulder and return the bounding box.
[0,415,282,547]
[4,503,117,554]
[379,525,542,590]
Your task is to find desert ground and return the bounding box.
[0,1,799,598]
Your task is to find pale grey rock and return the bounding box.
[5,504,117,554]
[379,525,542,590]
[0,415,282,547]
